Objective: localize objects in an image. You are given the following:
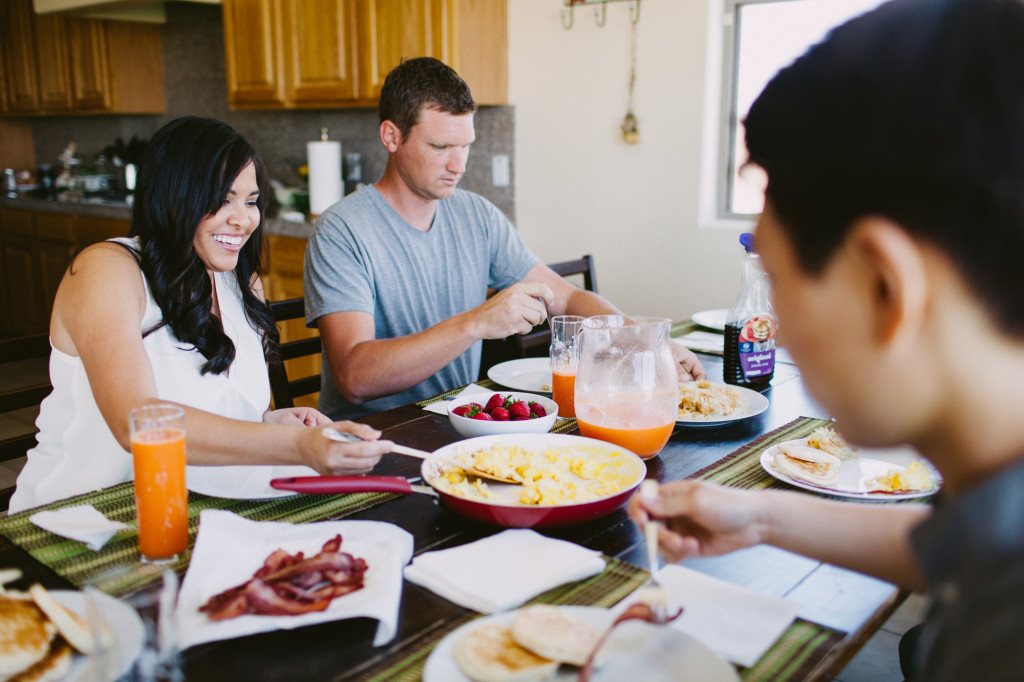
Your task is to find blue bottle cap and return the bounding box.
[739,232,755,253]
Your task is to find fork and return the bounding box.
[639,479,669,622]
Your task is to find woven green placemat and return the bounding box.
[353,556,649,682]
[0,482,398,598]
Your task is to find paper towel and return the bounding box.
[307,138,342,216]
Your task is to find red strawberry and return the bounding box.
[491,407,510,421]
[509,401,531,420]
[452,405,471,417]
[528,402,546,418]
[484,394,506,413]
[471,412,493,421]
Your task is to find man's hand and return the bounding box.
[670,339,707,381]
[473,281,555,339]
[628,480,766,563]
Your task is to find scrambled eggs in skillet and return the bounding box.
[433,444,632,505]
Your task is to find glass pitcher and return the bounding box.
[575,315,679,459]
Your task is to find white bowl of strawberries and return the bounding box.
[447,391,559,438]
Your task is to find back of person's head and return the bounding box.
[379,57,477,137]
[130,116,275,374]
[744,0,1024,338]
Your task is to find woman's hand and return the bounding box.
[264,407,333,427]
[670,340,706,381]
[628,480,767,563]
[298,421,391,476]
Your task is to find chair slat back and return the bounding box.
[268,298,322,409]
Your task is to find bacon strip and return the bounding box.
[199,534,368,620]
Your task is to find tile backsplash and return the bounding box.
[28,1,515,220]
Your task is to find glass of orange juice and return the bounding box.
[550,315,585,418]
[129,404,189,564]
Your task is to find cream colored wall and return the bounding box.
[508,0,753,322]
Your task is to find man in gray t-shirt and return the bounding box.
[303,58,705,421]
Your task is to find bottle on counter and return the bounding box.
[724,232,778,392]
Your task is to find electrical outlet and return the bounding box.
[491,155,510,187]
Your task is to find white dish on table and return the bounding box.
[55,589,145,682]
[423,605,739,682]
[676,383,769,427]
[186,465,316,499]
[486,358,553,394]
[691,308,729,331]
[760,438,942,500]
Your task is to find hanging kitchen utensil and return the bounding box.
[621,15,640,144]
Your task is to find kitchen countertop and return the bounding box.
[0,195,316,239]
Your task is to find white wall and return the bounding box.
[508,0,752,322]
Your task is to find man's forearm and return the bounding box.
[762,490,931,590]
[330,312,480,403]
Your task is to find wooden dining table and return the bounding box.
[0,353,914,681]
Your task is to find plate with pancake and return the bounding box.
[0,588,145,682]
[423,604,739,682]
[760,438,942,500]
[676,381,769,428]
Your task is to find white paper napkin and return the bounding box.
[175,510,413,649]
[624,564,802,667]
[422,383,493,415]
[29,505,131,551]
[404,529,605,613]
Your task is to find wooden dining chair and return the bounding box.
[505,254,599,359]
[267,298,323,409]
[0,333,53,510]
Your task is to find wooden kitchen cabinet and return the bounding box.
[1,0,41,114]
[222,0,506,109]
[0,208,128,336]
[0,2,165,117]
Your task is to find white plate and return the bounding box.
[186,465,317,500]
[423,605,739,682]
[487,358,553,393]
[676,383,769,427]
[691,308,729,331]
[55,590,145,682]
[760,439,942,500]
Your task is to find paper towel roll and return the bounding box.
[307,139,342,216]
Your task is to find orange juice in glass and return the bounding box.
[549,315,584,418]
[576,401,676,458]
[130,404,188,563]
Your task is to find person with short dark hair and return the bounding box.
[630,0,1024,679]
[305,57,705,420]
[10,116,390,513]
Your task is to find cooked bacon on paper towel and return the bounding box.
[199,534,368,620]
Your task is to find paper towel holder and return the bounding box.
[320,127,330,141]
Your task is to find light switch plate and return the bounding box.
[491,155,510,187]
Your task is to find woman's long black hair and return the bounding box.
[130,116,278,375]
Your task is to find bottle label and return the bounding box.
[738,315,776,377]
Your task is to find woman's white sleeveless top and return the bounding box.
[9,237,271,513]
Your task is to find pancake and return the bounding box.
[0,596,57,681]
[511,605,601,667]
[8,639,72,682]
[28,585,96,655]
[453,622,558,682]
[774,443,841,486]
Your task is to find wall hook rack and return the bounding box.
[561,0,641,30]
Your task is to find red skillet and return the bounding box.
[272,433,645,529]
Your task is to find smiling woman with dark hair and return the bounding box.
[9,116,392,513]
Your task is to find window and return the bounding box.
[701,0,888,223]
